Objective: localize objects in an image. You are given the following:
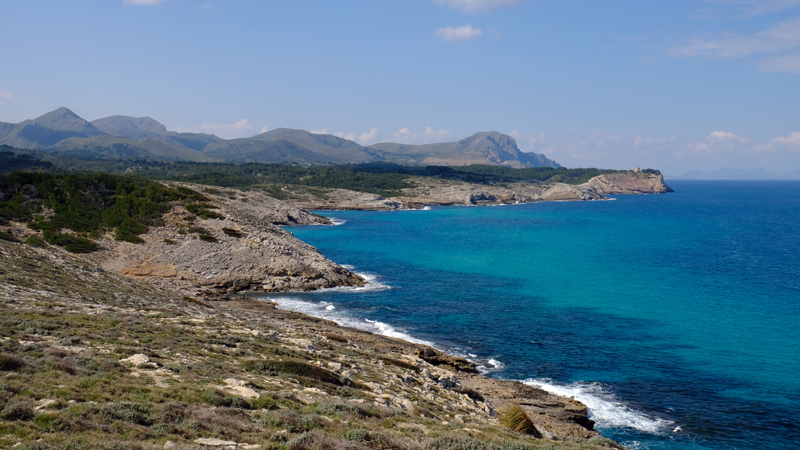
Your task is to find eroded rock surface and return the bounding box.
[78,182,366,296]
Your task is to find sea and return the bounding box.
[262,180,800,450]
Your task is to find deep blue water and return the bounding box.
[267,180,800,450]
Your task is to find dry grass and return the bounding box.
[499,405,540,437]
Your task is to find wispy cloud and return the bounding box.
[435,24,483,42]
[672,16,800,59]
[0,89,13,100]
[703,0,800,17]
[175,119,252,139]
[123,0,167,5]
[433,0,519,13]
[260,125,269,133]
[393,127,452,144]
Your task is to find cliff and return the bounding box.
[288,172,673,210]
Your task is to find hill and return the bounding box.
[1,108,561,168]
[91,115,223,151]
[0,107,105,149]
[369,132,561,168]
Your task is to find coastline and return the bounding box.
[0,237,621,449]
[283,172,672,211]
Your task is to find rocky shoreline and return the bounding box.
[286,172,672,211]
[0,176,664,448]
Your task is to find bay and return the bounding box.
[267,180,800,450]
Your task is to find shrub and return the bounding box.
[0,231,19,242]
[455,387,484,402]
[499,405,539,436]
[324,333,348,343]
[381,357,419,373]
[430,434,502,450]
[222,227,242,238]
[23,235,48,247]
[185,203,225,220]
[0,353,26,371]
[183,296,212,308]
[33,413,63,432]
[242,359,354,387]
[198,233,218,243]
[252,395,279,410]
[2,401,35,421]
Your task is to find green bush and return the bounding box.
[242,359,354,387]
[0,231,18,242]
[23,235,48,248]
[0,172,215,253]
[222,227,242,238]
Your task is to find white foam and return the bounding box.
[267,296,434,346]
[523,378,673,434]
[487,358,504,370]
[329,218,347,225]
[302,271,391,294]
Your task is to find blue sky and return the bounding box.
[1,0,799,174]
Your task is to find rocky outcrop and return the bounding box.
[81,182,366,296]
[288,172,671,210]
[582,172,673,195]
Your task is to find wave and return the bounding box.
[523,378,674,434]
[329,218,347,225]
[267,296,435,346]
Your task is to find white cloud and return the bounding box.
[671,16,800,59]
[123,0,167,5]
[392,127,452,144]
[761,131,800,150]
[310,129,329,134]
[332,127,380,145]
[708,131,750,142]
[260,126,269,133]
[0,89,13,100]
[435,24,483,42]
[358,127,379,144]
[434,0,519,13]
[175,119,252,139]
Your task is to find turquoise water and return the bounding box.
[269,181,800,449]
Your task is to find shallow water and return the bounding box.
[266,180,800,450]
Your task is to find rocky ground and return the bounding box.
[0,238,623,449]
[1,182,366,299]
[284,172,672,211]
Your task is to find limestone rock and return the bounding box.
[194,437,237,446]
[119,353,150,366]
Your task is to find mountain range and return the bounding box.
[0,108,560,168]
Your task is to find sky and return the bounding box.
[1,0,799,175]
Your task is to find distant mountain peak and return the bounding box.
[92,115,169,138]
[32,107,91,129]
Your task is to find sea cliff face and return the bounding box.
[288,172,673,210]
